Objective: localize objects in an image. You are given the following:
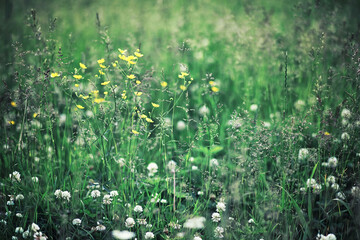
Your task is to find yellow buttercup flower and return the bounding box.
[140,114,147,119]
[99,64,106,69]
[101,81,110,86]
[178,74,185,79]
[127,60,136,65]
[136,80,141,85]
[80,63,87,69]
[151,103,159,108]
[73,75,82,79]
[91,90,99,95]
[112,63,117,67]
[81,95,89,99]
[51,72,60,78]
[76,105,85,109]
[11,101,17,107]
[132,129,139,135]
[9,120,15,125]
[161,81,168,87]
[119,55,127,61]
[33,113,38,118]
[104,91,108,95]
[209,81,215,86]
[97,58,105,64]
[324,132,331,136]
[134,52,143,58]
[94,98,105,103]
[99,70,105,75]
[134,92,143,96]
[75,84,79,87]
[211,86,219,92]
[118,48,127,54]
[180,85,186,91]
[127,74,136,79]
[181,72,189,76]
[146,118,154,123]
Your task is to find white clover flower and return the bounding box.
[147,162,158,177]
[263,121,271,128]
[192,166,198,171]
[54,189,62,199]
[112,230,136,240]
[341,132,350,140]
[336,192,346,200]
[327,233,337,240]
[194,236,202,240]
[137,218,147,225]
[294,99,305,111]
[216,201,226,212]
[210,158,219,167]
[7,200,14,206]
[72,218,82,226]
[199,105,209,116]
[160,199,167,203]
[167,160,177,173]
[328,175,336,184]
[144,232,155,239]
[16,213,23,218]
[96,224,106,231]
[12,236,18,240]
[341,119,349,126]
[115,157,126,167]
[197,191,204,196]
[9,171,21,182]
[250,104,258,112]
[22,230,30,238]
[134,205,143,213]
[103,194,113,205]
[15,194,24,201]
[214,226,224,238]
[146,224,153,228]
[150,193,160,203]
[351,186,360,198]
[31,223,40,232]
[163,117,172,128]
[110,190,119,197]
[125,217,135,228]
[298,148,309,161]
[61,191,71,202]
[91,190,101,198]
[32,177,39,183]
[300,187,306,192]
[313,184,322,194]
[189,157,195,162]
[59,114,67,124]
[341,108,351,119]
[15,227,24,233]
[331,183,339,191]
[176,120,186,131]
[211,212,221,222]
[183,216,206,229]
[248,218,255,224]
[328,157,338,168]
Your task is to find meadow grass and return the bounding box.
[1,0,360,239]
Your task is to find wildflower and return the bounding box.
[211,86,219,92]
[11,101,17,107]
[15,194,24,201]
[110,191,119,197]
[216,201,226,212]
[112,63,117,67]
[91,190,101,198]
[137,219,147,225]
[211,212,221,222]
[136,80,141,85]
[22,231,30,238]
[73,75,82,80]
[51,72,60,78]
[103,194,113,205]
[112,230,135,240]
[72,218,82,226]
[209,81,215,86]
[134,52,143,58]
[210,158,219,168]
[336,192,346,200]
[61,191,71,202]
[146,118,154,123]
[79,63,87,69]
[10,171,21,182]
[341,132,350,140]
[167,160,177,173]
[16,213,23,218]
[54,189,62,198]
[250,104,258,112]
[328,157,338,168]
[192,166,198,171]
[331,183,339,191]
[199,105,209,116]
[183,216,206,229]
[33,113,39,118]
[151,103,160,108]
[161,81,168,87]
[294,99,305,111]
[74,84,79,87]
[263,121,271,128]
[8,120,15,125]
[194,236,202,240]
[298,148,309,161]
[97,59,105,64]
[134,92,143,96]
[214,226,224,238]
[118,49,127,54]
[76,105,85,109]
[31,223,40,232]
[351,186,360,198]
[132,129,139,135]
[104,91,108,95]
[144,232,154,239]
[176,120,186,131]
[101,81,110,86]
[134,205,143,213]
[99,64,106,69]
[125,217,135,228]
[341,109,351,119]
[80,95,89,99]
[15,227,24,233]
[328,176,336,184]
[99,70,105,75]
[248,218,255,224]
[140,114,147,119]
[147,162,158,177]
[96,224,106,231]
[324,131,331,136]
[94,98,105,103]
[160,199,167,203]
[180,85,186,91]
[306,178,317,188]
[31,176,38,182]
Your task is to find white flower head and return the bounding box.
[298,148,309,161]
[306,178,317,188]
[194,236,202,240]
[336,192,346,200]
[15,194,24,201]
[61,191,71,202]
[211,212,221,222]
[214,226,224,238]
[250,104,258,112]
[341,108,351,119]
[199,105,209,116]
[216,201,226,212]
[115,158,126,167]
[30,223,40,232]
[341,132,350,141]
[248,218,255,224]
[167,160,177,173]
[328,157,338,168]
[91,190,101,198]
[147,162,158,177]
[110,190,119,197]
[328,175,336,184]
[183,216,206,229]
[10,171,21,182]
[134,205,143,213]
[176,120,186,131]
[210,158,219,167]
[72,218,82,226]
[351,186,360,198]
[32,177,39,183]
[15,227,24,233]
[103,194,113,205]
[112,230,136,240]
[125,217,135,228]
[144,232,155,239]
[54,189,62,199]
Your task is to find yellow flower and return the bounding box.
[211,86,219,92]
[136,80,141,85]
[99,70,105,75]
[81,95,89,99]
[140,114,147,119]
[33,113,38,118]
[104,91,108,95]
[112,63,117,67]
[9,120,15,125]
[75,84,79,87]
[180,85,186,91]
[119,55,127,61]
[118,48,127,54]
[151,103,160,108]
[161,81,168,87]
[134,92,143,96]
[101,81,110,86]
[132,129,139,135]
[94,98,105,103]
[73,75,82,79]
[324,132,331,136]
[178,74,185,79]
[127,60,136,65]
[97,58,105,64]
[134,52,143,58]
[127,55,137,61]
[80,63,87,69]
[11,101,17,107]
[146,118,154,123]
[91,90,99,95]
[99,64,106,69]
[51,72,60,78]
[209,81,215,86]
[181,72,189,76]
[127,74,136,79]
[76,105,85,109]
[122,91,127,99]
